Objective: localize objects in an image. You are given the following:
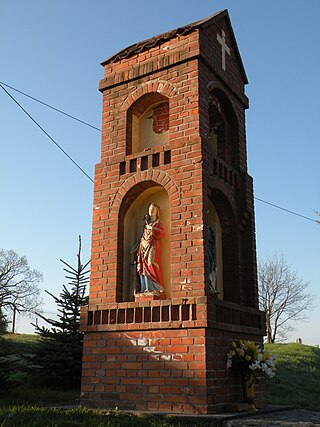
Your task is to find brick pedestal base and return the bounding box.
[80,298,266,414]
[134,292,166,302]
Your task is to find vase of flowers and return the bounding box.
[241,370,255,405]
[226,339,275,406]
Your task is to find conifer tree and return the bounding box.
[0,337,17,393]
[31,237,89,389]
[0,307,8,334]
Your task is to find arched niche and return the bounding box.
[122,185,171,302]
[209,90,238,168]
[127,93,169,155]
[207,199,223,299]
[209,189,240,304]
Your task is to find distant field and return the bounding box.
[1,333,39,349]
[1,333,40,381]
[265,342,320,411]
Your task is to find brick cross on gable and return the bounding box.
[217,30,230,71]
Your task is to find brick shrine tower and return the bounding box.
[80,10,266,414]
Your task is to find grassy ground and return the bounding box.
[1,333,39,378]
[0,407,189,427]
[265,342,320,411]
[1,335,319,426]
[0,334,190,426]
[1,334,79,406]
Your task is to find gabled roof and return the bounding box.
[101,9,248,84]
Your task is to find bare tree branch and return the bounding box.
[258,253,314,343]
[0,249,43,316]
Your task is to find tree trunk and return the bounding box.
[266,312,273,343]
[11,306,16,334]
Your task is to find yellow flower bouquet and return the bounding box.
[226,339,275,379]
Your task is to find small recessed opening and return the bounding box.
[126,308,134,323]
[130,159,137,173]
[120,162,126,175]
[182,305,190,321]
[117,309,125,324]
[87,311,93,326]
[144,307,151,322]
[171,305,180,321]
[141,156,148,171]
[161,306,169,322]
[152,153,160,167]
[164,150,171,165]
[135,307,142,323]
[102,310,109,324]
[152,306,160,322]
[94,310,101,325]
[110,309,117,324]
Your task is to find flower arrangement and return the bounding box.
[226,339,275,379]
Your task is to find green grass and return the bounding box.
[265,342,320,411]
[0,407,189,427]
[1,334,40,382]
[0,385,79,407]
[0,334,190,425]
[1,333,39,360]
[1,333,39,344]
[1,335,320,425]
[1,334,79,406]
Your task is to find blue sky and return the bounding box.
[1,0,319,343]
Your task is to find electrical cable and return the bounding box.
[0,81,101,132]
[1,82,318,224]
[254,197,318,224]
[0,83,94,183]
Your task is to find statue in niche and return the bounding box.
[135,203,165,295]
[208,226,217,294]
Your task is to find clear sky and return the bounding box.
[1,0,319,344]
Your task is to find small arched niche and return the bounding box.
[209,90,238,167]
[127,93,169,155]
[207,199,223,299]
[122,185,171,302]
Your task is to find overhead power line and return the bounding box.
[0,83,94,183]
[1,82,318,224]
[0,81,101,132]
[254,197,318,224]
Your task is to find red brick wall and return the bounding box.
[198,48,258,308]
[81,297,266,413]
[152,102,169,134]
[81,11,265,414]
[91,45,205,304]
[90,23,258,308]
[81,328,208,413]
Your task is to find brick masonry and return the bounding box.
[81,10,266,414]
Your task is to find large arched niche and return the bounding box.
[209,189,240,303]
[209,89,239,168]
[126,92,169,155]
[120,184,171,302]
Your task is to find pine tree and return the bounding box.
[31,237,89,389]
[0,337,17,393]
[0,307,8,334]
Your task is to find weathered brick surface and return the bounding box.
[81,10,265,414]
[81,321,265,413]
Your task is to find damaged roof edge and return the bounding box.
[101,10,227,66]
